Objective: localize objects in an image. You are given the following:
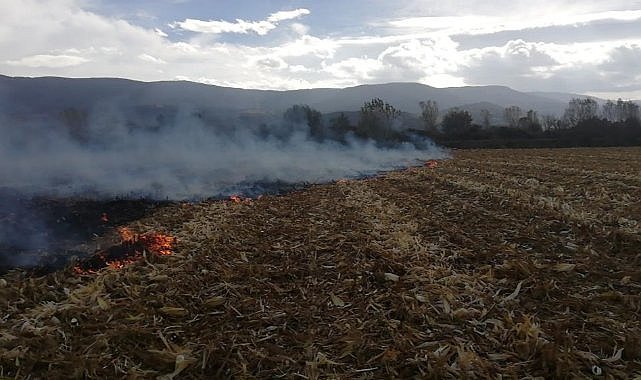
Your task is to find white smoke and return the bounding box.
[0,106,448,200]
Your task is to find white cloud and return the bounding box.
[460,40,559,85]
[0,0,639,97]
[378,37,459,75]
[289,64,313,73]
[273,35,337,58]
[317,36,462,86]
[459,39,641,93]
[323,57,382,80]
[395,1,640,20]
[290,23,310,35]
[389,15,495,33]
[388,9,641,37]
[5,54,89,68]
[253,56,288,70]
[154,28,168,37]
[0,0,177,80]
[138,53,166,64]
[172,8,310,36]
[267,9,311,23]
[173,18,276,35]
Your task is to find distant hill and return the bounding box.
[451,102,506,125]
[0,75,575,122]
[527,91,605,105]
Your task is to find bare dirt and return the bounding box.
[1,147,640,379]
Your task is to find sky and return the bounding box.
[1,0,641,99]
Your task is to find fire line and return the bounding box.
[73,227,176,274]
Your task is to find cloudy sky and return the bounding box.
[2,0,641,98]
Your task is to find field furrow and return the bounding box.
[1,147,640,379]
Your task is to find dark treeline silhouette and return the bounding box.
[261,100,429,148]
[57,96,641,150]
[418,97,641,148]
[275,97,641,149]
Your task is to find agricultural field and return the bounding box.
[1,147,641,378]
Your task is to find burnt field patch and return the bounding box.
[1,147,640,378]
[0,181,312,275]
[0,193,172,274]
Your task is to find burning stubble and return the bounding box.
[0,105,446,270]
[0,196,172,272]
[73,227,176,274]
[0,106,447,199]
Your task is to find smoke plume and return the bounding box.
[0,104,447,271]
[1,106,447,199]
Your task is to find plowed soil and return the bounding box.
[1,147,640,379]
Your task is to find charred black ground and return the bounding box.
[0,180,315,275]
[0,192,172,274]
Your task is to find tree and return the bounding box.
[541,114,560,131]
[615,99,640,122]
[602,100,617,122]
[442,108,472,137]
[480,109,491,129]
[358,98,401,140]
[419,100,439,132]
[518,109,541,132]
[600,99,638,122]
[283,104,323,140]
[563,98,598,127]
[329,112,351,141]
[360,98,401,121]
[330,112,350,131]
[503,106,522,128]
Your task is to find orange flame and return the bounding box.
[118,227,136,241]
[106,257,137,270]
[228,195,252,204]
[73,266,93,275]
[117,227,175,256]
[74,227,176,274]
[139,233,175,256]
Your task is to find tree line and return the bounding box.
[425,97,640,148]
[278,98,412,147]
[58,96,641,149]
[276,96,640,148]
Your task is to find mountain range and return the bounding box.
[1,75,636,124]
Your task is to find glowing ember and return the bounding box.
[106,256,137,270]
[228,195,252,204]
[73,266,93,275]
[118,226,136,241]
[73,227,176,274]
[117,227,176,256]
[139,233,175,256]
[425,160,438,169]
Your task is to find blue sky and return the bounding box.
[2,0,641,98]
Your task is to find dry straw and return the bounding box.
[1,147,640,378]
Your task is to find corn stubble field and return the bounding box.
[1,147,641,379]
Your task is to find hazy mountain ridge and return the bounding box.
[0,75,602,121]
[526,91,605,104]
